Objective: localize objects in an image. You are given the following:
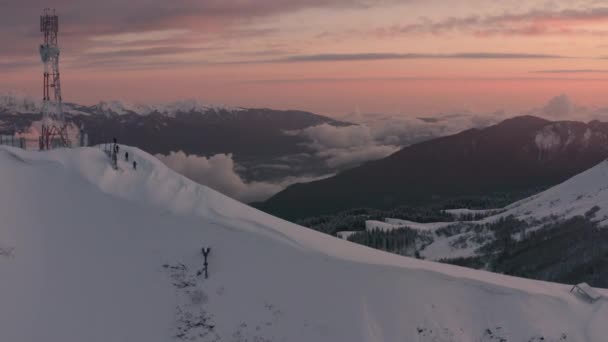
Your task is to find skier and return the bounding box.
[125,151,129,161]
[132,160,137,170]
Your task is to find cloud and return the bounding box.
[285,112,504,168]
[0,59,39,71]
[318,145,401,168]
[541,94,573,118]
[533,69,608,73]
[278,52,567,62]
[141,96,608,200]
[285,123,402,167]
[156,151,329,203]
[286,105,546,169]
[85,46,215,59]
[0,1,577,73]
[289,123,375,149]
[521,94,608,122]
[1,0,381,31]
[2,0,399,71]
[286,94,608,170]
[228,52,567,65]
[377,7,608,37]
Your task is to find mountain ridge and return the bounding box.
[261,115,608,219]
[0,93,348,160]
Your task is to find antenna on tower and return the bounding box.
[39,8,69,150]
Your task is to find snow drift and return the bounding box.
[0,146,606,342]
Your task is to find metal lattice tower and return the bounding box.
[39,8,68,149]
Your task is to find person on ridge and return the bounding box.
[133,160,137,170]
[125,151,129,162]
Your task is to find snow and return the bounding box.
[336,231,358,240]
[583,128,593,145]
[365,220,401,231]
[94,98,244,117]
[535,126,562,151]
[444,208,500,218]
[0,92,243,117]
[369,159,608,263]
[420,234,481,261]
[95,100,152,116]
[485,160,608,226]
[385,218,453,231]
[366,219,452,232]
[0,92,42,113]
[1,145,607,342]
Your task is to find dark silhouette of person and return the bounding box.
[201,247,211,279]
[133,160,137,170]
[125,151,129,161]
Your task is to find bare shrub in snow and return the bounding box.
[0,246,14,259]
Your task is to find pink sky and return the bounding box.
[5,1,608,116]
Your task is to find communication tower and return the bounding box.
[39,8,68,149]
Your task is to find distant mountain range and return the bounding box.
[260,115,608,219]
[0,94,353,183]
[0,94,347,158]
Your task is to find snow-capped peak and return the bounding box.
[0,92,245,117]
[93,98,244,117]
[94,100,153,116]
[0,92,43,113]
[150,98,244,117]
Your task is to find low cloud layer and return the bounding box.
[157,151,329,203]
[286,124,398,168]
[286,111,505,169]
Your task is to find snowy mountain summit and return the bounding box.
[0,146,607,342]
[0,92,243,117]
[0,92,43,113]
[93,98,244,117]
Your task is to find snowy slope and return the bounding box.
[365,219,452,232]
[444,208,501,218]
[338,160,608,265]
[490,160,608,226]
[0,146,607,342]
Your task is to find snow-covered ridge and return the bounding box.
[0,92,244,117]
[0,92,42,113]
[1,146,607,342]
[365,219,452,232]
[94,98,244,117]
[497,159,608,225]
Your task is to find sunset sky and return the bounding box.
[5,0,608,116]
